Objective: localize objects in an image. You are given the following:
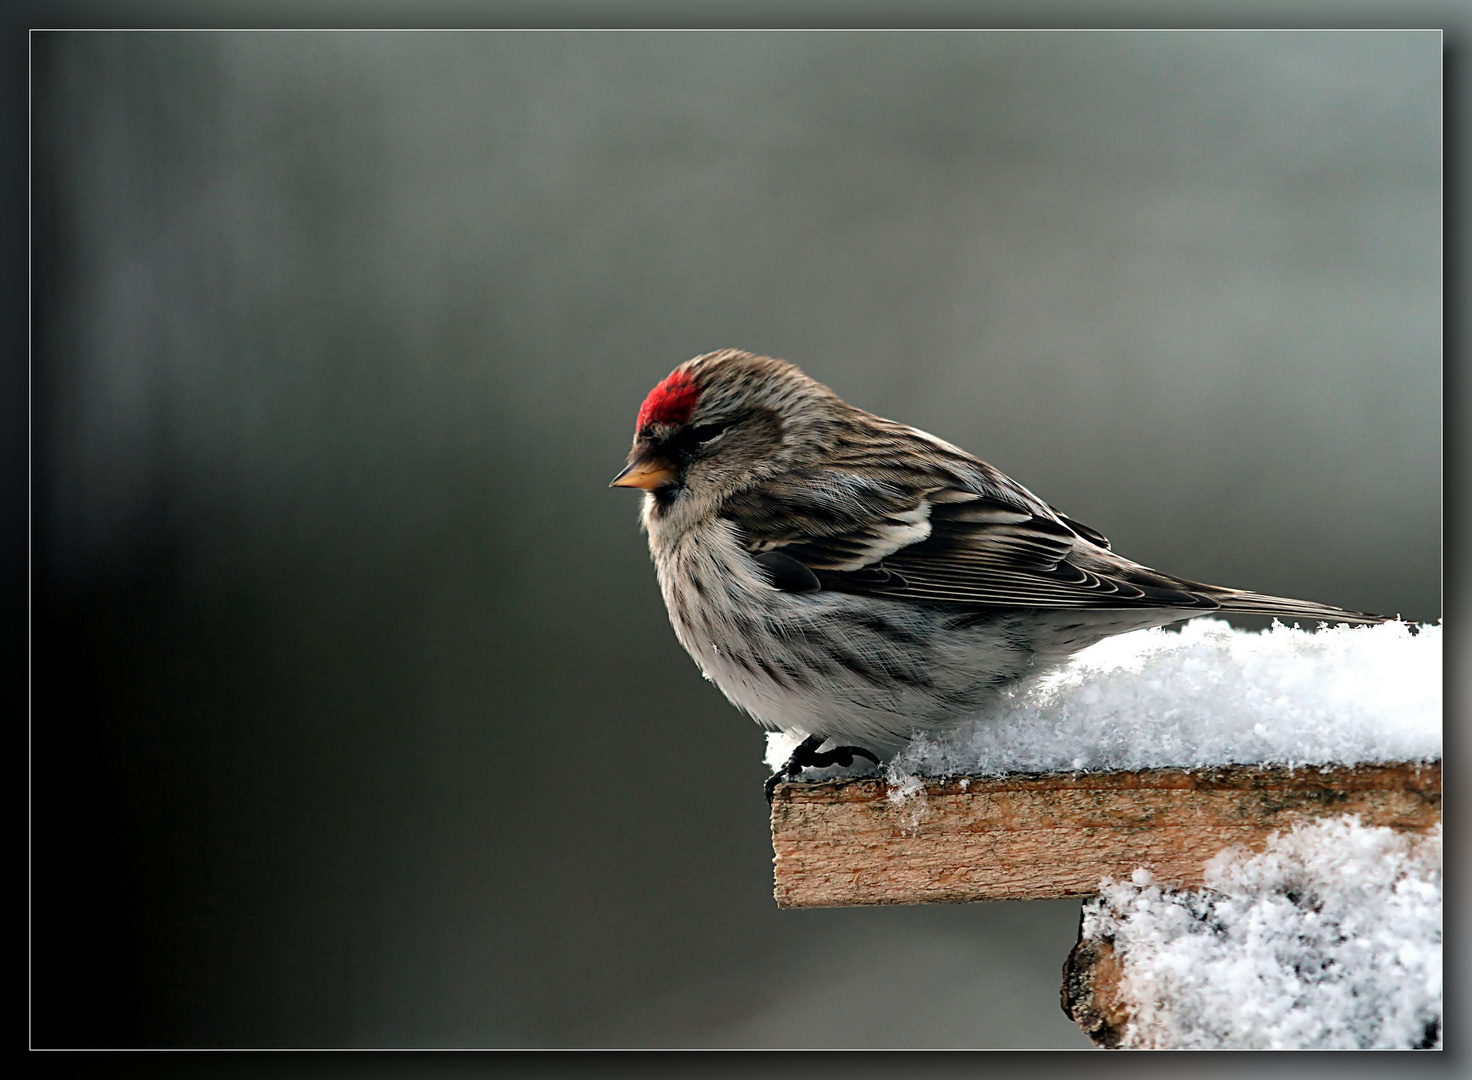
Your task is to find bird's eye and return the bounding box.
[690,423,730,445]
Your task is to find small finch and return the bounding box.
[611,350,1383,799]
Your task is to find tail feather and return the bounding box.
[1212,590,1386,626]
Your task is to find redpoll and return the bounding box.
[610,350,1383,799]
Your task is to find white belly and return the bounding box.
[649,517,1190,754]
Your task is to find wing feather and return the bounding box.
[721,461,1206,610]
[717,424,1381,624]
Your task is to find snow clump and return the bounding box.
[766,618,1440,779]
[1083,816,1442,1049]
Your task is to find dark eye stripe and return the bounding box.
[691,423,729,443]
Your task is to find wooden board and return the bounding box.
[770,761,1440,908]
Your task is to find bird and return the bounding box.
[610,349,1384,801]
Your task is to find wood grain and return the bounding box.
[770,761,1440,908]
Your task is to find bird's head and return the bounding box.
[610,349,841,512]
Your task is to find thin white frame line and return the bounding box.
[27,26,34,1053]
[21,28,1452,33]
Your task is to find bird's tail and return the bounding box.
[1212,590,1387,626]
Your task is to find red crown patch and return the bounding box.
[637,370,700,431]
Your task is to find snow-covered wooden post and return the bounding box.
[764,619,1442,1049]
[769,761,1441,1048]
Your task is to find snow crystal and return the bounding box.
[764,619,1441,779]
[1083,817,1442,1049]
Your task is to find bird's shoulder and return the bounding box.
[718,422,1071,567]
[717,422,1215,611]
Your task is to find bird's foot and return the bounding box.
[764,733,881,803]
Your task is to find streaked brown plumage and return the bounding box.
[612,349,1383,790]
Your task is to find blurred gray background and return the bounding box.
[32,31,1439,1048]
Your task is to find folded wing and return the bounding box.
[721,456,1380,624]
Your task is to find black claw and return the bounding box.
[764,734,881,804]
[808,744,882,769]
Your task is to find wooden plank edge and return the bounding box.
[770,759,1440,909]
[771,759,1441,805]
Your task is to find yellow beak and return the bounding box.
[609,452,677,491]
